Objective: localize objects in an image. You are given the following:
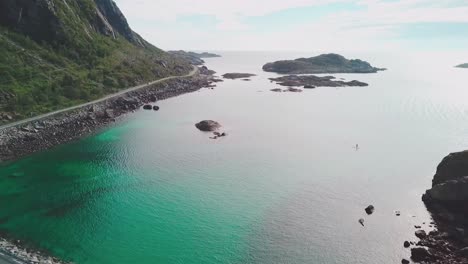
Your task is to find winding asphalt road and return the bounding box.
[0,66,198,131]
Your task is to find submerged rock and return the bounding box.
[195,120,221,132]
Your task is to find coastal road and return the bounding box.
[0,66,199,131]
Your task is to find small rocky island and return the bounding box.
[269,75,368,88]
[222,73,256,80]
[195,120,221,132]
[455,63,468,68]
[262,53,385,74]
[412,150,468,263]
[168,50,221,65]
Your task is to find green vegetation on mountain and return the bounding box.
[0,0,191,124]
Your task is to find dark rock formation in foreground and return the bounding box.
[222,73,256,80]
[195,120,221,132]
[269,75,368,88]
[263,53,385,74]
[415,151,468,263]
[455,63,468,69]
[0,73,215,163]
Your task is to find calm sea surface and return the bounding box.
[1,51,468,263]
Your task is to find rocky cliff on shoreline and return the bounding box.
[262,53,385,74]
[414,151,468,263]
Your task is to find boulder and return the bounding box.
[104,109,114,119]
[415,230,427,239]
[365,205,375,215]
[153,106,160,111]
[401,259,410,264]
[143,104,152,110]
[149,95,157,102]
[404,241,411,248]
[411,247,432,262]
[195,120,221,132]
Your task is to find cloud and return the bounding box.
[114,0,468,51]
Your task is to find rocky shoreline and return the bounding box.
[0,72,215,163]
[0,237,69,264]
[408,151,468,263]
[0,71,216,263]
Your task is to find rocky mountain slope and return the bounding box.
[262,53,385,74]
[0,0,191,124]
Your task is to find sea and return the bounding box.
[1,51,468,263]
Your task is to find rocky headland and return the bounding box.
[168,50,221,65]
[455,63,468,69]
[269,75,368,88]
[262,53,385,74]
[409,150,468,263]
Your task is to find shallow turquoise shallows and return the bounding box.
[1,51,468,264]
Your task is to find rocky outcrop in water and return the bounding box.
[222,73,256,80]
[455,63,468,69]
[269,75,368,88]
[195,120,221,132]
[263,53,385,74]
[411,150,468,263]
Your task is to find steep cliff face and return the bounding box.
[93,0,146,47]
[0,0,147,47]
[0,0,191,124]
[0,0,61,43]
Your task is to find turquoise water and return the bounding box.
[1,51,468,263]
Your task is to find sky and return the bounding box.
[114,0,468,52]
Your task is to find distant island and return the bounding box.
[222,73,256,80]
[168,50,221,65]
[262,53,386,74]
[455,63,468,68]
